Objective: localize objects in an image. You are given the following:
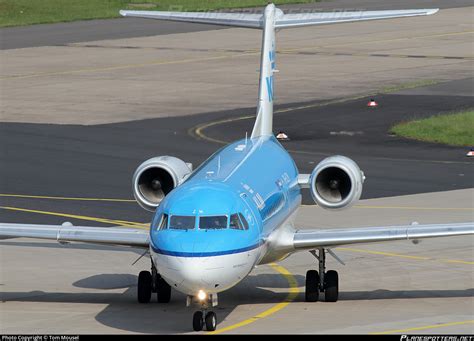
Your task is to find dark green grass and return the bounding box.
[390,109,474,147]
[0,0,318,27]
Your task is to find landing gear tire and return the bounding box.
[205,311,217,331]
[193,311,204,331]
[157,276,172,303]
[305,270,320,302]
[137,270,152,303]
[324,270,339,302]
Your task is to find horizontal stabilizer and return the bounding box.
[120,10,263,28]
[275,9,439,28]
[120,8,438,30]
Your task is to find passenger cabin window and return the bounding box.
[169,215,195,230]
[230,213,249,230]
[199,216,227,230]
[157,214,168,230]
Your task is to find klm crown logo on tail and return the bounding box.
[266,45,276,102]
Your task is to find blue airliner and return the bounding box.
[1,3,473,333]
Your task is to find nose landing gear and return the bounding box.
[192,310,217,332]
[305,248,339,302]
[189,293,218,332]
[205,311,217,331]
[137,260,171,303]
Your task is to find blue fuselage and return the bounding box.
[149,136,301,295]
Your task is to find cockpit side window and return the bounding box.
[230,214,244,230]
[157,214,168,230]
[238,213,249,230]
[169,215,195,230]
[199,216,228,230]
[230,213,249,230]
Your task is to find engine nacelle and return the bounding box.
[132,156,192,212]
[310,155,365,210]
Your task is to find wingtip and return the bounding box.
[427,8,440,15]
[119,10,127,17]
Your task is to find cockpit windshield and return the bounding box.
[159,213,248,231]
[199,216,228,230]
[169,215,195,230]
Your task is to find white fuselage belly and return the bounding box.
[152,246,264,295]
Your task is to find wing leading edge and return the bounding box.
[293,222,473,250]
[0,223,149,248]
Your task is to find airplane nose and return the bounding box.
[152,237,256,296]
[156,255,242,296]
[180,259,207,289]
[180,256,230,292]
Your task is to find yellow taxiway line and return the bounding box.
[0,53,253,81]
[189,87,473,166]
[354,204,474,211]
[301,204,474,211]
[208,263,300,334]
[3,193,472,211]
[0,193,136,202]
[338,247,474,265]
[372,319,474,334]
[2,30,472,81]
[0,206,148,229]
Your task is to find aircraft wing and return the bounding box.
[293,222,473,250]
[0,223,149,248]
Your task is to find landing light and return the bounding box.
[197,290,207,301]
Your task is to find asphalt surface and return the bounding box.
[0,19,223,50]
[0,78,473,227]
[1,0,473,50]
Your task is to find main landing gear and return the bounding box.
[305,248,339,302]
[137,260,171,303]
[189,292,219,332]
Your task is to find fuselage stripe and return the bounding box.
[150,240,264,257]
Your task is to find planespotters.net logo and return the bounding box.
[401,336,473,341]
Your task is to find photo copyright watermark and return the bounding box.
[2,336,79,341]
